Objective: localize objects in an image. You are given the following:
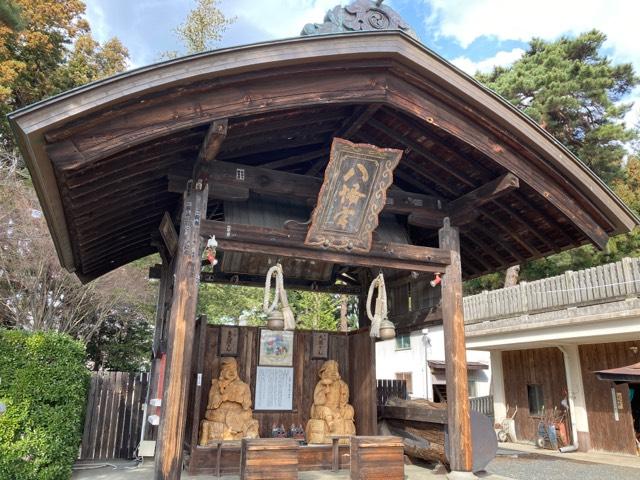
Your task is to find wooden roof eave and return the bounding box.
[8,31,638,278]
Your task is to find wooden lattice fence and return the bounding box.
[79,371,149,460]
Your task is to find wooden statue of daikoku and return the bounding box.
[305,360,355,444]
[199,357,259,444]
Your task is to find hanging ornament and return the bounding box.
[263,263,296,331]
[204,235,218,268]
[367,272,395,340]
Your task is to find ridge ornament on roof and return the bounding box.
[301,0,418,39]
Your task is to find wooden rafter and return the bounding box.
[306,104,382,176]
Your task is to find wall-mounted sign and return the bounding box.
[312,332,329,359]
[219,326,239,356]
[305,138,402,252]
[254,366,294,411]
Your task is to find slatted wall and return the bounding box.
[79,371,149,460]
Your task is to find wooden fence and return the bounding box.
[469,395,494,420]
[464,257,640,324]
[376,379,408,406]
[80,371,149,460]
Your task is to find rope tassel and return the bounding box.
[367,273,389,338]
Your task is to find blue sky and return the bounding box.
[85,0,640,127]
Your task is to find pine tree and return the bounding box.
[477,30,638,184]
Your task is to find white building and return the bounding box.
[376,325,491,401]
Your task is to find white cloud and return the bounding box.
[425,0,640,68]
[625,88,640,130]
[451,47,524,74]
[223,0,347,40]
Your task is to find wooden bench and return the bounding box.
[240,438,299,479]
[350,436,404,480]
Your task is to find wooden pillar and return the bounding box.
[145,259,173,441]
[155,181,208,480]
[438,217,473,473]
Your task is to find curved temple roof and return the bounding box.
[9,31,638,281]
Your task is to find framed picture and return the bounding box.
[259,329,294,366]
[219,326,239,356]
[312,332,329,359]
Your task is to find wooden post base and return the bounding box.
[240,438,299,480]
[350,436,404,480]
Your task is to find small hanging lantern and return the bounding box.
[367,272,395,339]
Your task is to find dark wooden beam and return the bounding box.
[148,265,362,294]
[448,173,519,223]
[168,160,446,217]
[200,220,450,273]
[439,217,472,473]
[197,119,228,164]
[260,149,328,169]
[155,181,208,480]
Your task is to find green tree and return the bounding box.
[465,31,639,291]
[0,0,23,30]
[162,0,235,59]
[86,304,154,372]
[0,0,129,149]
[197,283,265,325]
[290,291,340,331]
[477,30,637,183]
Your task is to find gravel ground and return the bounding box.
[485,449,640,480]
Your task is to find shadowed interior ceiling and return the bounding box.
[9,32,638,283]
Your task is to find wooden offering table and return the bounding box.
[350,436,404,480]
[240,438,300,480]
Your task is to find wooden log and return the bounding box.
[438,217,473,472]
[154,181,208,480]
[379,419,446,465]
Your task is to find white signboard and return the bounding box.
[254,366,294,411]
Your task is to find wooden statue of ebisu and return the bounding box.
[199,357,259,444]
[305,360,356,444]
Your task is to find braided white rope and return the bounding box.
[367,273,388,338]
[263,263,296,330]
[263,265,281,314]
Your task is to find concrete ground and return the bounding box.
[72,444,640,480]
[497,442,640,470]
[485,444,640,480]
[71,460,510,479]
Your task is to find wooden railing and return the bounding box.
[464,257,640,324]
[376,379,408,406]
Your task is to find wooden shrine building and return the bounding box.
[9,1,638,478]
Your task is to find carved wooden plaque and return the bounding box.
[219,326,239,356]
[311,332,329,359]
[305,138,402,252]
[159,212,178,257]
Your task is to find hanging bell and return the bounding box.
[378,318,396,340]
[266,308,285,331]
